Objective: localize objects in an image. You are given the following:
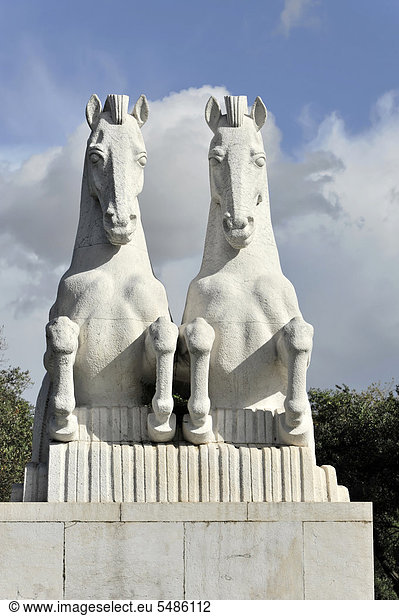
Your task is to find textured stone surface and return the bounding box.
[0,502,120,521]
[177,95,314,449]
[185,521,304,599]
[211,407,277,444]
[304,521,374,599]
[0,501,371,522]
[0,502,373,600]
[248,501,372,522]
[121,502,247,521]
[45,441,349,503]
[64,521,184,599]
[0,522,63,599]
[35,405,298,445]
[75,406,151,442]
[23,461,48,502]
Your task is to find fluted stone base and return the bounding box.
[45,405,303,445]
[23,443,349,504]
[47,441,348,503]
[22,406,348,503]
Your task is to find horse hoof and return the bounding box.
[48,414,78,443]
[284,398,309,423]
[147,412,176,443]
[277,411,313,449]
[182,413,214,445]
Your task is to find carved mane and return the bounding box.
[103,94,129,125]
[224,95,247,127]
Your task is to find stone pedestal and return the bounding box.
[22,406,349,504]
[0,502,373,600]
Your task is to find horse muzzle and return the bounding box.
[104,215,137,245]
[223,213,255,249]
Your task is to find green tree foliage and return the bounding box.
[0,332,34,501]
[310,384,399,600]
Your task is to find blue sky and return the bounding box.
[1,0,399,403]
[2,1,399,150]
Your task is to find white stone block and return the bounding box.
[185,521,304,599]
[134,443,145,502]
[121,444,133,502]
[0,502,374,600]
[0,522,63,599]
[166,443,179,502]
[121,502,248,522]
[64,521,184,599]
[23,462,48,502]
[0,502,120,521]
[247,501,373,522]
[271,446,282,501]
[303,521,374,599]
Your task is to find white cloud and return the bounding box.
[1,86,399,403]
[141,85,229,264]
[276,92,399,389]
[279,0,319,36]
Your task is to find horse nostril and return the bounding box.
[256,194,262,205]
[130,214,136,221]
[223,213,252,230]
[223,214,233,230]
[234,216,248,229]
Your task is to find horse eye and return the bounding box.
[254,156,266,167]
[89,152,101,164]
[137,155,147,167]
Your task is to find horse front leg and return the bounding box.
[277,316,315,451]
[182,317,215,444]
[45,316,80,442]
[146,316,179,442]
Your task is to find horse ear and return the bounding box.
[205,96,222,133]
[250,96,267,131]
[86,94,102,129]
[132,95,149,127]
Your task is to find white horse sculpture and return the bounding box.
[178,95,314,449]
[45,93,178,443]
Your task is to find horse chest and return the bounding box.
[55,269,168,407]
[187,273,293,328]
[59,269,167,322]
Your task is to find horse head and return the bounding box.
[85,93,149,246]
[205,95,267,250]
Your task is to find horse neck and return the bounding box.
[70,161,153,273]
[198,194,282,277]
